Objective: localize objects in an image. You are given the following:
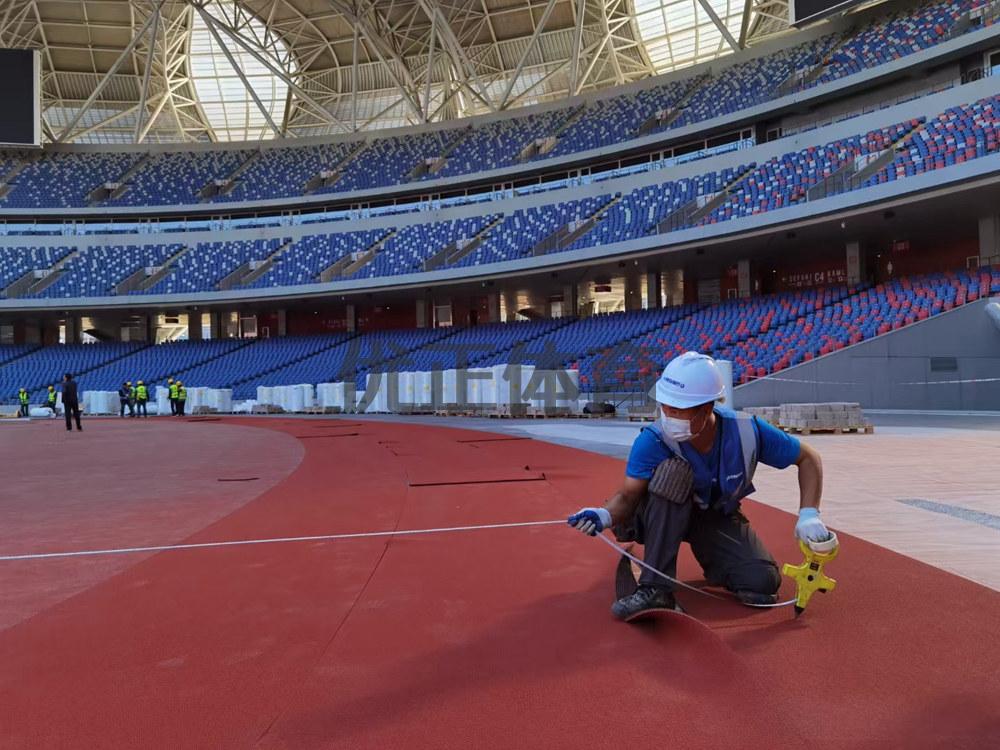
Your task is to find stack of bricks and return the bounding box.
[777,402,870,432]
[742,406,781,426]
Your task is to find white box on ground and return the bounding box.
[365,373,389,412]
[440,369,458,404]
[302,384,316,409]
[415,371,434,408]
[397,372,416,406]
[156,386,169,414]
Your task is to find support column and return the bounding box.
[979,214,1000,265]
[562,284,578,317]
[277,309,287,337]
[21,320,41,345]
[624,273,643,311]
[487,293,500,323]
[415,299,428,328]
[846,241,864,285]
[737,260,751,299]
[208,311,222,340]
[501,289,517,322]
[188,312,203,341]
[645,272,662,309]
[663,269,684,307]
[64,316,81,344]
[346,304,356,333]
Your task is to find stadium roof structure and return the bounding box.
[0,0,793,144]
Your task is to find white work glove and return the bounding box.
[795,508,834,549]
[567,507,612,536]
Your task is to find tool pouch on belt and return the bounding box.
[611,456,694,542]
[649,456,694,504]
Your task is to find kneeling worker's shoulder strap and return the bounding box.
[733,412,759,480]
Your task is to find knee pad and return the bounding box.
[648,456,694,505]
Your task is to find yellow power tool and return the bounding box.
[781,533,839,617]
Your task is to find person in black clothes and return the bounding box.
[118,381,131,418]
[62,373,82,432]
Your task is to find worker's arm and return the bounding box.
[792,441,832,544]
[794,441,823,510]
[568,475,648,536]
[603,476,650,526]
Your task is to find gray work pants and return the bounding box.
[620,458,781,595]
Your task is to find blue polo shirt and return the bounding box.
[625,410,801,506]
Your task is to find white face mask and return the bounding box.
[659,412,694,442]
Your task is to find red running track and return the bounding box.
[0,417,997,749]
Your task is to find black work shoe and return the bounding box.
[734,590,777,606]
[611,585,682,621]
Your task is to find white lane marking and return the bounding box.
[0,520,567,562]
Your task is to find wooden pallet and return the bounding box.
[628,414,656,422]
[780,424,874,435]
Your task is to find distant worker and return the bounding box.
[135,380,148,418]
[168,377,178,415]
[119,381,133,418]
[44,385,58,417]
[175,381,187,416]
[569,351,832,620]
[62,373,82,432]
[128,380,137,417]
[17,388,29,418]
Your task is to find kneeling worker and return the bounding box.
[569,351,832,620]
[135,380,149,418]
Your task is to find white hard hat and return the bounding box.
[654,351,726,408]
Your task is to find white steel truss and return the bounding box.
[3,0,789,144]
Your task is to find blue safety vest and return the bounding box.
[646,407,759,514]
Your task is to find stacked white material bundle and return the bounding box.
[297,384,315,410]
[556,369,579,409]
[185,387,207,412]
[316,382,348,410]
[204,389,233,413]
[464,367,495,407]
[414,372,434,408]
[156,386,170,415]
[82,391,117,414]
[288,386,305,413]
[440,369,458,405]
[275,386,294,412]
[778,402,867,430]
[364,373,390,413]
[397,372,416,407]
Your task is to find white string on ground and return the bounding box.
[744,375,863,385]
[897,376,1000,385]
[0,519,799,610]
[0,519,567,562]
[746,374,1000,387]
[594,532,798,608]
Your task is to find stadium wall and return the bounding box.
[734,297,1000,410]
